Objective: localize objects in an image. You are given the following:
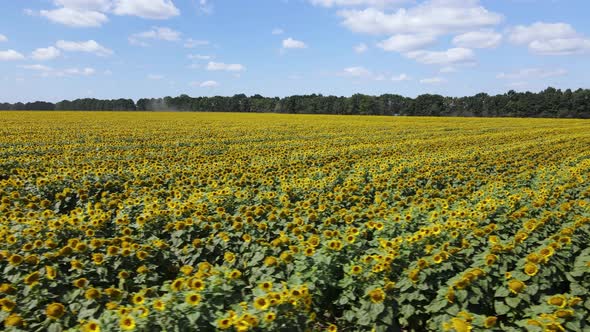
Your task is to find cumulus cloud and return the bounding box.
[354,43,368,53]
[20,64,53,71]
[31,46,61,61]
[63,67,96,75]
[452,30,502,49]
[272,28,284,35]
[113,0,180,19]
[342,66,372,78]
[496,68,568,80]
[35,0,179,28]
[509,22,590,55]
[282,38,307,49]
[192,80,219,87]
[391,73,410,81]
[420,77,446,84]
[40,7,109,27]
[20,64,96,77]
[148,74,164,80]
[54,0,112,11]
[310,0,409,7]
[338,0,502,36]
[405,47,475,65]
[56,40,113,56]
[129,27,181,46]
[206,61,245,72]
[0,34,7,42]
[0,50,25,61]
[377,33,436,52]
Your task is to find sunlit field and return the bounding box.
[1,112,589,332]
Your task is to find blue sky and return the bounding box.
[1,0,589,102]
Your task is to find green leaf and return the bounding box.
[495,301,511,315]
[506,297,521,308]
[495,287,510,298]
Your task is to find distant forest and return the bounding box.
[2,87,589,118]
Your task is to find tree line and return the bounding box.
[1,87,589,118]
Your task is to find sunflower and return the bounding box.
[131,293,144,305]
[508,279,526,294]
[152,299,166,311]
[368,288,385,303]
[188,278,205,291]
[119,315,136,331]
[547,295,567,308]
[484,254,497,266]
[448,317,472,332]
[46,302,66,319]
[524,262,539,276]
[24,271,40,285]
[350,265,362,275]
[85,288,101,300]
[73,278,89,288]
[186,292,202,306]
[227,270,242,280]
[217,317,232,330]
[263,311,276,323]
[4,313,24,327]
[253,296,270,310]
[8,254,24,266]
[45,265,57,280]
[433,254,443,264]
[259,281,273,292]
[1,298,16,312]
[82,320,101,332]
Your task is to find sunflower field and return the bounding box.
[0,111,589,332]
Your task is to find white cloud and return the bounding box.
[193,80,219,88]
[20,64,53,71]
[0,34,6,42]
[184,38,210,48]
[529,38,590,56]
[56,40,113,56]
[338,0,502,36]
[452,30,502,48]
[113,0,180,19]
[354,43,368,53]
[0,50,25,61]
[188,54,213,60]
[282,38,307,49]
[148,74,164,80]
[509,22,590,55]
[391,73,410,81]
[405,47,475,65]
[206,61,245,72]
[272,28,284,35]
[420,77,446,84]
[63,67,96,75]
[509,22,575,45]
[40,7,108,27]
[342,66,372,77]
[129,27,181,45]
[54,0,112,11]
[20,64,96,77]
[377,33,436,52]
[31,46,61,61]
[310,0,409,7]
[496,68,567,80]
